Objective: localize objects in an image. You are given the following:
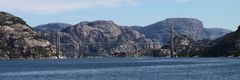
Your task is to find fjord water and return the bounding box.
[0,58,240,80]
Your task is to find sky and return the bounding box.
[0,0,239,30]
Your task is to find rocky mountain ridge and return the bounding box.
[34,18,232,58]
[37,20,165,58]
[0,12,62,59]
[131,18,231,43]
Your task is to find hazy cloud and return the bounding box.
[0,0,139,13]
[0,0,191,14]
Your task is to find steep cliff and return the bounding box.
[0,12,62,59]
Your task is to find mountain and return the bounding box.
[34,22,71,32]
[134,18,206,43]
[131,18,231,43]
[37,20,163,58]
[0,12,62,59]
[205,25,240,57]
[35,18,232,58]
[205,28,232,40]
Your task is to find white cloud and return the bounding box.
[0,0,139,13]
[0,0,192,14]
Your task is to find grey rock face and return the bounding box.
[138,18,206,43]
[0,12,62,59]
[109,48,174,57]
[132,18,230,43]
[134,49,174,57]
[161,35,193,55]
[62,20,162,57]
[205,28,232,40]
[173,35,192,46]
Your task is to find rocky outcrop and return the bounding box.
[131,18,231,43]
[205,25,240,57]
[134,49,173,57]
[173,35,192,55]
[159,35,192,56]
[0,11,62,59]
[110,49,174,57]
[160,34,214,57]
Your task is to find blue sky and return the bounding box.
[0,0,239,30]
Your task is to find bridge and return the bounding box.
[54,27,211,58]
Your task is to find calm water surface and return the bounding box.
[0,58,240,80]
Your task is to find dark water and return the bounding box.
[0,58,240,80]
